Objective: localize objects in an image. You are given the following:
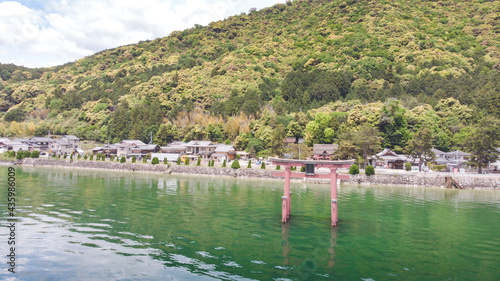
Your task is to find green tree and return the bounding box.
[247,160,251,168]
[261,162,266,169]
[378,99,410,151]
[406,127,435,172]
[4,107,26,122]
[151,157,159,165]
[354,124,382,168]
[405,162,412,171]
[365,165,375,176]
[349,164,359,175]
[462,117,500,174]
[120,156,126,163]
[304,112,336,146]
[177,158,181,165]
[155,122,178,145]
[196,157,201,166]
[108,101,131,141]
[286,120,303,142]
[234,133,250,150]
[267,124,286,156]
[31,151,40,158]
[132,156,136,163]
[231,159,240,169]
[334,131,359,160]
[222,159,226,167]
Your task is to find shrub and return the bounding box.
[405,162,412,171]
[261,162,266,169]
[84,154,88,160]
[185,158,190,165]
[231,159,240,169]
[301,166,306,172]
[151,157,159,165]
[365,165,375,176]
[77,154,81,159]
[164,158,168,164]
[177,158,181,165]
[31,151,40,158]
[196,158,201,166]
[101,154,105,161]
[16,152,23,159]
[132,156,136,163]
[222,159,226,167]
[110,155,115,161]
[23,151,31,158]
[276,165,281,170]
[142,157,147,163]
[433,165,446,172]
[120,156,126,163]
[89,155,93,160]
[349,164,359,175]
[247,160,251,168]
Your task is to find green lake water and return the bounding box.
[1,167,499,280]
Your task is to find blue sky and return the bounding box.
[0,0,283,68]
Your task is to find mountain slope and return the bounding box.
[0,0,499,142]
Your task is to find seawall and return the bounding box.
[0,158,498,189]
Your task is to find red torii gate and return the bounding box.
[270,158,354,227]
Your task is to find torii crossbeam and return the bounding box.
[270,158,354,227]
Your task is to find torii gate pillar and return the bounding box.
[330,167,338,226]
[282,166,291,222]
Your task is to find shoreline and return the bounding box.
[1,158,498,189]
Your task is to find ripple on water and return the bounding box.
[196,251,217,259]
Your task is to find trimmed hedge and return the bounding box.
[365,165,375,176]
[231,159,240,169]
[349,164,359,175]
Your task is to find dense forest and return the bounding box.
[0,0,499,167]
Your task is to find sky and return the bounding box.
[0,0,283,68]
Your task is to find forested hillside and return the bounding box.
[0,0,499,163]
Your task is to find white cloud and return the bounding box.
[0,0,283,68]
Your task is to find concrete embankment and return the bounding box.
[346,173,499,189]
[0,158,498,189]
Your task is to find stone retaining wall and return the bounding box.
[13,158,170,173]
[346,174,499,189]
[1,159,497,189]
[170,165,275,178]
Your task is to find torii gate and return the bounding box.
[270,158,354,227]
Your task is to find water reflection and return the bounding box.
[281,222,338,279]
[1,167,499,281]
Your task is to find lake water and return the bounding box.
[1,167,499,280]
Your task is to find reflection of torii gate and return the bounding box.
[270,158,354,227]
